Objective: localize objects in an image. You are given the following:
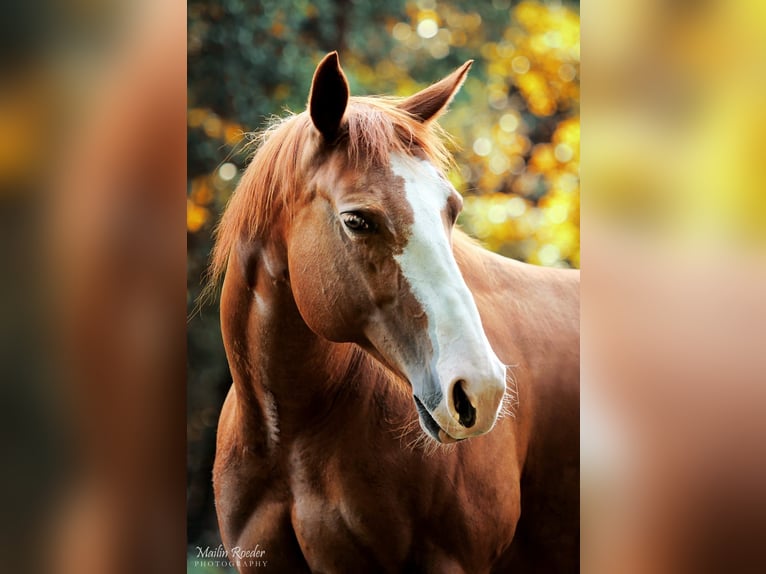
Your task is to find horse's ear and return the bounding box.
[308,51,350,141]
[398,60,473,123]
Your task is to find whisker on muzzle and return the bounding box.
[392,411,457,456]
[497,365,520,420]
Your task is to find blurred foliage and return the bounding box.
[187,0,579,559]
[187,0,580,268]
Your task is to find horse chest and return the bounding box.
[283,442,520,573]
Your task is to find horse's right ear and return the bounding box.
[308,51,349,141]
[398,60,473,123]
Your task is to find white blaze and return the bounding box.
[390,154,506,431]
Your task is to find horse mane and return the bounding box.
[205,96,455,293]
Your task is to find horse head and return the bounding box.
[283,53,507,442]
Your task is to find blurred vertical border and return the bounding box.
[0,1,187,573]
[582,0,766,572]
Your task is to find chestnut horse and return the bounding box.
[211,52,579,573]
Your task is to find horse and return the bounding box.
[210,52,579,573]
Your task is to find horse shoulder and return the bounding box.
[214,386,312,572]
[212,387,265,545]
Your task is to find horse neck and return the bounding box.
[220,238,381,445]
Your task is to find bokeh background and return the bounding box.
[187,0,579,569]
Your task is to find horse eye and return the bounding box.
[342,212,375,233]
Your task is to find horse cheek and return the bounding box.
[288,228,358,342]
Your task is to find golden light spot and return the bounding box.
[514,2,543,28]
[416,18,438,38]
[537,243,561,266]
[464,13,483,31]
[191,177,214,205]
[507,196,527,217]
[544,30,562,48]
[555,118,580,146]
[488,86,508,109]
[558,63,577,82]
[188,108,207,128]
[500,113,519,132]
[218,162,238,182]
[271,22,284,37]
[473,137,493,156]
[497,41,515,58]
[203,115,222,138]
[558,173,580,193]
[450,29,467,46]
[546,202,569,224]
[555,143,574,163]
[488,204,508,224]
[273,84,290,101]
[404,33,423,50]
[512,56,531,74]
[224,124,243,146]
[429,37,450,59]
[531,144,557,171]
[392,22,411,41]
[489,154,510,175]
[187,199,210,233]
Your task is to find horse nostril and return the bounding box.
[452,380,476,428]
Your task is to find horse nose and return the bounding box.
[451,380,476,428]
[448,375,505,430]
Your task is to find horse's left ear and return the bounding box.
[398,60,473,123]
[309,51,350,141]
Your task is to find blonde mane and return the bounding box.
[207,96,455,290]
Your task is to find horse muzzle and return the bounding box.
[413,366,506,443]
